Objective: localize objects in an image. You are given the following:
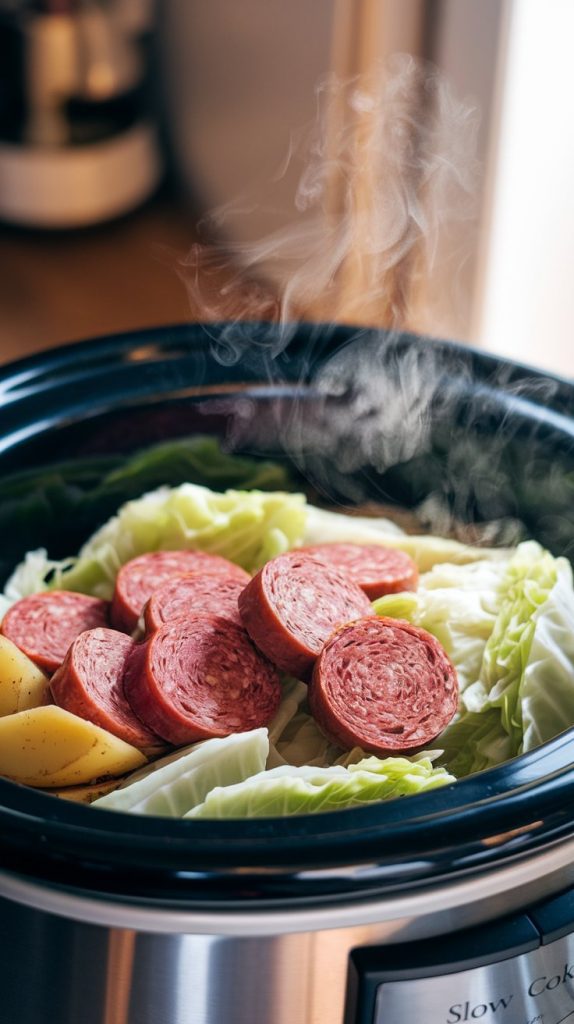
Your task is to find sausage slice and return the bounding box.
[238,552,373,680]
[309,616,458,755]
[50,627,162,751]
[111,550,249,632]
[123,614,281,746]
[1,590,110,674]
[297,543,418,598]
[144,572,246,633]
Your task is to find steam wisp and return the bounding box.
[177,55,480,343]
[172,56,569,552]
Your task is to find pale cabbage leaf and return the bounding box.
[267,677,366,768]
[186,755,455,818]
[93,728,269,817]
[4,485,308,601]
[374,558,507,692]
[439,543,574,776]
[301,505,508,572]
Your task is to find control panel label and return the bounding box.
[374,935,574,1024]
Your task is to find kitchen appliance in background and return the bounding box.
[0,0,161,227]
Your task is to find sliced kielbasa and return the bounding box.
[111,550,249,633]
[50,627,162,751]
[238,551,373,681]
[144,572,246,633]
[309,616,458,755]
[297,543,418,598]
[1,590,110,674]
[123,613,281,746]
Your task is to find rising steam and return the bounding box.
[176,54,480,346]
[173,55,566,549]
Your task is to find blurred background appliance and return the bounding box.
[0,0,161,228]
[0,0,572,377]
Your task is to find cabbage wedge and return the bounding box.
[374,558,507,692]
[4,485,307,601]
[439,543,574,775]
[186,755,455,818]
[93,729,269,817]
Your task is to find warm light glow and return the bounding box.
[474,0,574,376]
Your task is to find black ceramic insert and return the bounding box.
[0,321,574,905]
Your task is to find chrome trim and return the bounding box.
[2,834,574,940]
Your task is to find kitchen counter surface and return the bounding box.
[0,192,570,382]
[0,194,211,366]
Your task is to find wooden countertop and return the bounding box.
[1,193,567,381]
[0,194,209,366]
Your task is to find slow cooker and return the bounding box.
[1,322,574,1024]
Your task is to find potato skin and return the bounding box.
[0,636,50,717]
[0,705,146,787]
[39,779,122,803]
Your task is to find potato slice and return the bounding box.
[0,706,147,788]
[0,636,50,717]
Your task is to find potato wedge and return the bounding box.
[0,636,50,717]
[0,706,147,787]
[39,779,123,804]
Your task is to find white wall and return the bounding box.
[473,0,574,377]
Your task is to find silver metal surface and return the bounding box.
[1,893,385,1024]
[376,933,574,1024]
[2,889,574,1024]
[2,838,574,1023]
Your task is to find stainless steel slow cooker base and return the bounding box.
[2,834,574,1023]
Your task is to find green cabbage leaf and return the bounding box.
[5,484,308,601]
[374,558,507,692]
[439,542,574,776]
[186,755,455,819]
[267,678,366,768]
[0,436,292,590]
[93,728,269,817]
